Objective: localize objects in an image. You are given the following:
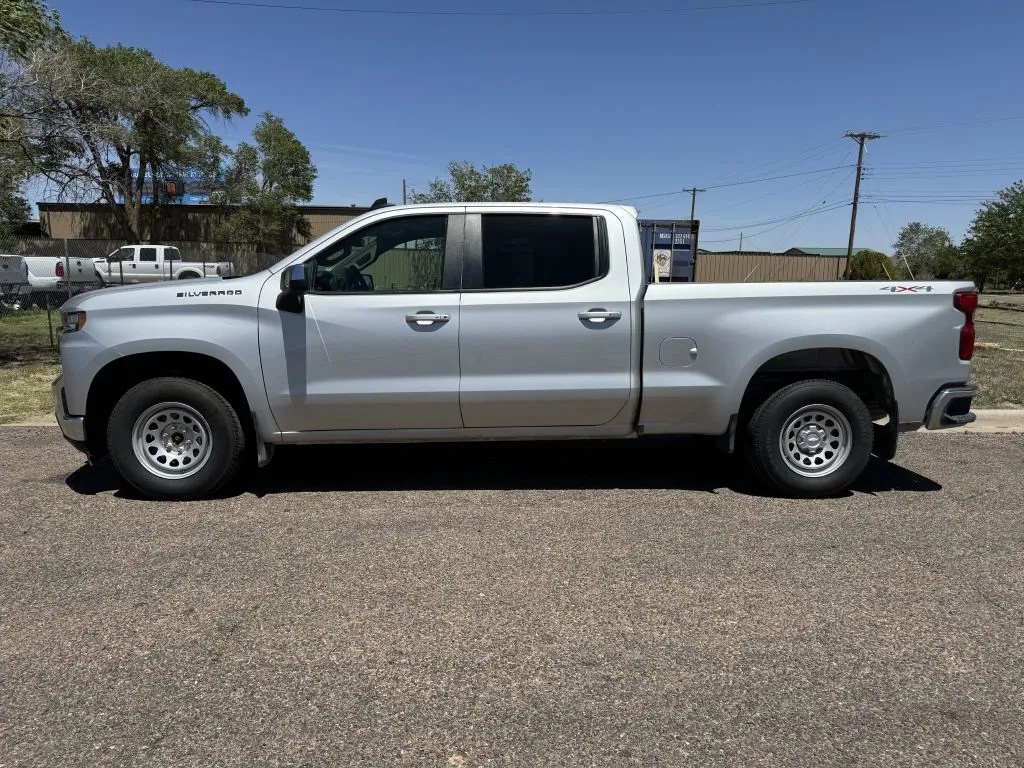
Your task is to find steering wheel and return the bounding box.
[313,269,338,292]
[344,265,369,291]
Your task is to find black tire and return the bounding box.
[744,379,873,498]
[107,377,246,500]
[177,271,201,280]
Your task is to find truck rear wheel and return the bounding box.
[745,379,873,498]
[107,377,246,500]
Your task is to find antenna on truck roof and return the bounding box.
[370,197,391,210]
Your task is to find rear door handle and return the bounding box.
[578,309,621,323]
[406,311,450,326]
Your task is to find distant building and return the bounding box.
[782,247,852,258]
[694,247,852,282]
[36,202,378,244]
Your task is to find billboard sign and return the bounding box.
[114,167,221,204]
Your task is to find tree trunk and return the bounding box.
[127,153,145,243]
[149,161,161,243]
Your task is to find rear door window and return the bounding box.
[139,247,157,262]
[478,215,605,290]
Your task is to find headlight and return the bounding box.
[60,310,87,333]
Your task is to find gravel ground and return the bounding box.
[1,428,1022,767]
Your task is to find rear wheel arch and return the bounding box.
[85,351,254,458]
[176,270,202,280]
[738,347,896,423]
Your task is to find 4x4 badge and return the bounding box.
[879,285,933,293]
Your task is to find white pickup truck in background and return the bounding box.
[16,254,101,307]
[94,245,234,285]
[0,254,30,309]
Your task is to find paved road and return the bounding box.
[1,428,1022,767]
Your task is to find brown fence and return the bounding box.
[695,251,849,283]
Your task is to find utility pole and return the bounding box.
[739,232,743,252]
[685,187,706,221]
[843,131,882,277]
[402,178,407,205]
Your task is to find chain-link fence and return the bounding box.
[1,234,288,422]
[0,235,284,386]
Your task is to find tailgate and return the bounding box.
[62,258,99,284]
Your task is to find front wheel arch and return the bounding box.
[85,351,254,459]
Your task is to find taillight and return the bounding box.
[216,265,221,276]
[953,290,978,361]
[55,262,65,278]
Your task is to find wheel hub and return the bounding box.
[779,404,852,478]
[796,424,827,454]
[132,402,213,480]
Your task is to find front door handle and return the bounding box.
[406,311,450,326]
[578,309,622,323]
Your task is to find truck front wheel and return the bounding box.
[745,379,873,498]
[107,377,246,500]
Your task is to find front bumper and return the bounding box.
[52,375,87,450]
[923,384,978,430]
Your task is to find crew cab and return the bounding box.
[54,203,979,500]
[94,244,233,284]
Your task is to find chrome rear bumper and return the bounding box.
[52,376,87,447]
[924,384,978,430]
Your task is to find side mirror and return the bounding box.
[280,262,309,293]
[277,263,310,313]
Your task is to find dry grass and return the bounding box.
[0,310,61,424]
[973,306,1024,407]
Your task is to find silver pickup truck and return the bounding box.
[54,203,978,500]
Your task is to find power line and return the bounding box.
[880,113,1024,137]
[184,0,818,16]
[699,201,849,243]
[861,198,994,205]
[703,140,841,187]
[707,165,854,190]
[605,164,855,203]
[702,200,841,231]
[869,157,1024,169]
[763,163,856,257]
[697,162,849,217]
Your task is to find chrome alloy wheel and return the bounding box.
[778,403,852,478]
[131,402,213,479]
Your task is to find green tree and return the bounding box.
[0,182,29,239]
[0,0,65,237]
[848,249,893,280]
[892,221,955,279]
[216,112,317,254]
[2,38,247,241]
[0,0,63,59]
[412,160,532,203]
[964,181,1024,291]
[929,243,966,280]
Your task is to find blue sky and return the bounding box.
[50,0,1024,253]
